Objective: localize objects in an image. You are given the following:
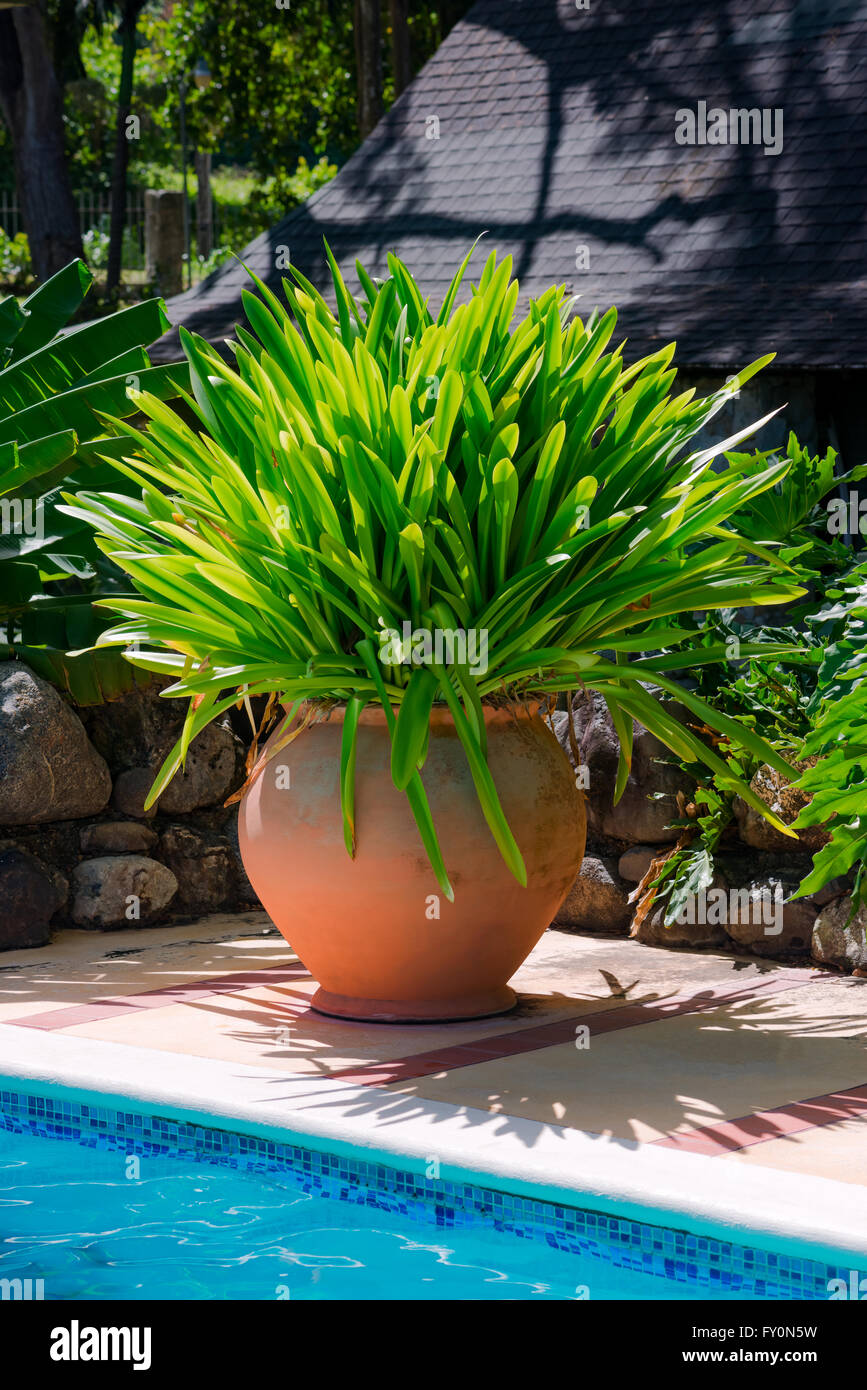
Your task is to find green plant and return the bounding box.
[82,219,146,277]
[726,432,866,620]
[0,258,188,702]
[82,224,111,270]
[791,559,867,914]
[0,229,32,293]
[195,246,234,279]
[634,615,817,926]
[640,434,867,924]
[728,433,841,543]
[67,244,805,895]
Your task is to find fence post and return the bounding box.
[194,151,213,260]
[144,190,185,297]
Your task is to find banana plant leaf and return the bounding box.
[0,261,188,703]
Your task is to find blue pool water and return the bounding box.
[0,1085,860,1301]
[0,1126,720,1301]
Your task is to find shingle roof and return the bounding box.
[155,0,867,369]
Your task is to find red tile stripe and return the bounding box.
[326,970,820,1085]
[652,1083,867,1156]
[4,962,311,1032]
[3,958,825,1120]
[7,954,857,1158]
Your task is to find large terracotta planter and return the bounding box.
[238,703,586,1022]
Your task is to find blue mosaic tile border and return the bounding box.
[1,1084,863,1300]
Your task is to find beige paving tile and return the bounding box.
[6,919,755,1059]
[0,914,287,1020]
[6,919,864,1181]
[384,983,867,1142]
[58,976,627,1072]
[516,930,782,998]
[27,922,783,1071]
[721,1115,867,1185]
[0,915,798,1025]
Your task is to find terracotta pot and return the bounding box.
[238,703,586,1022]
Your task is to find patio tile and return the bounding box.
[4,915,866,1190]
[381,978,867,1149]
[724,1114,867,1185]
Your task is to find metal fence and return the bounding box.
[1,188,145,242]
[0,188,250,267]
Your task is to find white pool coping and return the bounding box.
[3,1023,866,1269]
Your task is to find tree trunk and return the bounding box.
[106,0,143,295]
[195,150,213,260]
[440,0,467,35]
[51,0,87,84]
[0,3,82,282]
[390,0,411,97]
[354,0,382,138]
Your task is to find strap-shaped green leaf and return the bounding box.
[61,241,808,892]
[433,661,527,885]
[357,638,454,901]
[339,696,367,856]
[12,259,92,359]
[391,666,439,789]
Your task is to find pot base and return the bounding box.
[310,984,518,1024]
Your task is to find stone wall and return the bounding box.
[676,366,867,478]
[1,662,858,975]
[676,368,821,457]
[0,663,258,950]
[549,694,862,975]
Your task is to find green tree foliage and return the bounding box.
[0,2,471,197]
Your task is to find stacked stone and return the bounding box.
[1,666,860,972]
[0,663,257,949]
[549,693,859,972]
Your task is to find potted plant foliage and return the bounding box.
[65,245,803,1021]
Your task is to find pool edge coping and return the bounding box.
[2,1022,866,1270]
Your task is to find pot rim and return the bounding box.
[293,696,557,727]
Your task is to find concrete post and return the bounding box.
[195,151,213,261]
[144,189,184,297]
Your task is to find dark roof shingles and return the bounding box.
[157,0,867,369]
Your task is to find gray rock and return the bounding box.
[549,710,578,761]
[223,807,260,905]
[631,875,729,949]
[812,898,867,972]
[0,826,80,883]
[0,663,111,824]
[80,679,178,773]
[84,680,243,813]
[553,693,695,844]
[157,824,236,912]
[618,845,658,883]
[158,721,239,813]
[0,847,67,949]
[715,847,814,887]
[80,822,158,855]
[71,856,178,928]
[722,876,815,955]
[111,768,159,819]
[810,877,852,908]
[553,855,631,933]
[733,761,829,854]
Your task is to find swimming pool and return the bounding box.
[1,1083,862,1301]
